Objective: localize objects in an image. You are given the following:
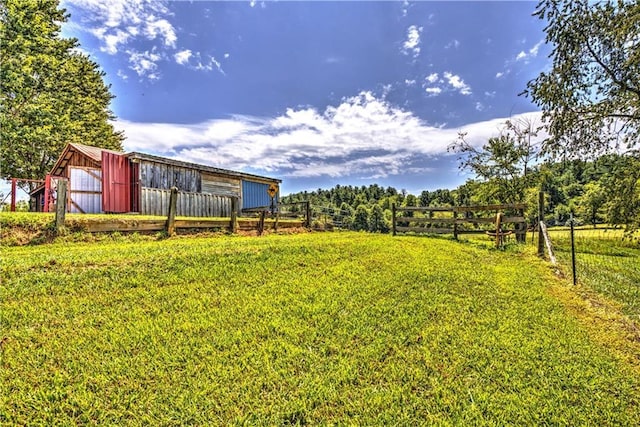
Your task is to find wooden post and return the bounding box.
[258,210,266,235]
[392,203,396,236]
[10,178,17,212]
[44,174,51,212]
[517,207,526,243]
[166,186,178,236]
[55,180,67,234]
[305,201,311,228]
[453,209,458,240]
[274,210,279,231]
[537,191,545,257]
[230,197,238,233]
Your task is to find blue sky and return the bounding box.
[13,0,552,198]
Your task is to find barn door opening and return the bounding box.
[102,152,131,213]
[69,167,102,213]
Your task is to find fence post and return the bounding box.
[166,186,178,236]
[10,178,17,212]
[537,191,545,257]
[305,201,311,228]
[517,206,525,243]
[392,203,397,236]
[230,197,238,233]
[55,179,67,235]
[453,209,458,240]
[44,174,51,212]
[570,214,577,286]
[258,210,266,235]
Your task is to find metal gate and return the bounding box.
[69,167,102,213]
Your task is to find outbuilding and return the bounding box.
[30,143,281,216]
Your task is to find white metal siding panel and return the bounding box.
[69,167,102,213]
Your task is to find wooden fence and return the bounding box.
[54,186,309,235]
[392,203,527,242]
[141,187,232,217]
[242,201,311,235]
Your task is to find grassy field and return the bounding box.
[547,227,640,321]
[2,232,640,425]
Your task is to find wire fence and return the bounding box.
[538,225,640,322]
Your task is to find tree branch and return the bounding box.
[584,37,640,99]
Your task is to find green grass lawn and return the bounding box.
[2,232,640,425]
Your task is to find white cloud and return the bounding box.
[493,39,544,80]
[128,50,162,79]
[174,49,192,65]
[194,55,226,75]
[63,0,179,80]
[443,72,471,95]
[144,17,177,48]
[421,71,471,96]
[425,87,442,96]
[515,40,543,63]
[402,0,409,17]
[402,25,422,58]
[116,69,128,80]
[115,91,544,179]
[172,50,225,75]
[405,79,416,86]
[250,0,257,7]
[224,53,230,59]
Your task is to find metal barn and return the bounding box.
[30,143,281,216]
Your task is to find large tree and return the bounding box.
[0,0,124,190]
[524,0,640,158]
[448,118,541,205]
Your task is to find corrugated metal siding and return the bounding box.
[69,167,102,214]
[102,152,131,213]
[242,181,278,209]
[139,160,201,192]
[70,167,101,191]
[140,188,232,217]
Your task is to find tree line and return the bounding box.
[281,151,640,233]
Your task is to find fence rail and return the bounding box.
[392,203,527,243]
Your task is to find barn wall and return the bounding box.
[140,188,232,217]
[139,160,201,193]
[202,173,240,197]
[242,181,278,210]
[66,151,101,171]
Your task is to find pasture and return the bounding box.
[548,227,640,321]
[1,231,640,424]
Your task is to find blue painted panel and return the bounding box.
[242,181,278,209]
